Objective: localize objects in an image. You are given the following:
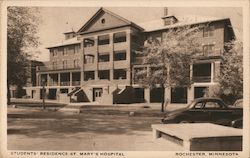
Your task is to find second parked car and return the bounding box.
[162,98,243,127]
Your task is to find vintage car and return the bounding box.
[162,98,243,127]
[230,99,243,128]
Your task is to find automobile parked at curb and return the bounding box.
[161,98,243,128]
[230,99,243,128]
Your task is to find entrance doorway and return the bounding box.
[93,88,103,102]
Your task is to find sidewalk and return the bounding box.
[9,98,188,117]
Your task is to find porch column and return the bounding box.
[80,40,84,86]
[70,72,72,86]
[58,73,61,86]
[36,74,39,86]
[47,74,49,86]
[110,32,114,81]
[211,62,214,83]
[95,70,98,80]
[39,74,42,86]
[190,64,193,80]
[188,85,194,104]
[144,88,150,103]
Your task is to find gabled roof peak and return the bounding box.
[77,7,143,34]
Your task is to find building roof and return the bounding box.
[139,15,231,32]
[46,37,80,49]
[47,10,234,49]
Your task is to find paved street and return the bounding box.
[7,106,183,151]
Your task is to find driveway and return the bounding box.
[7,107,182,151]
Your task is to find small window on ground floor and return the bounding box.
[60,89,68,93]
[171,87,187,103]
[194,87,207,99]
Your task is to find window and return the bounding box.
[84,71,95,81]
[203,44,215,55]
[63,60,67,69]
[84,54,95,64]
[84,38,95,47]
[194,87,208,99]
[98,53,110,62]
[133,67,147,84]
[114,50,126,61]
[98,70,110,80]
[114,69,127,80]
[114,32,126,43]
[194,102,204,109]
[67,45,75,54]
[52,62,57,69]
[203,26,214,37]
[74,59,79,68]
[193,63,211,82]
[204,102,221,108]
[171,87,188,103]
[58,47,66,56]
[60,89,68,93]
[51,49,57,56]
[75,44,80,53]
[101,18,105,24]
[164,19,172,26]
[98,35,109,45]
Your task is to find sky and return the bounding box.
[33,7,242,61]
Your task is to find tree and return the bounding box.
[135,25,202,112]
[220,39,243,104]
[7,7,40,104]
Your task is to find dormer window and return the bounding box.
[162,16,178,26]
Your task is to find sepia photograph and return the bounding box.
[1,1,249,158]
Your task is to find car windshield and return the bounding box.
[188,99,227,109]
[233,99,243,108]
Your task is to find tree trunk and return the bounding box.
[161,85,165,112]
[7,82,11,105]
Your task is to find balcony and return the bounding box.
[37,64,81,72]
[192,76,211,83]
[48,82,59,86]
[72,81,80,86]
[60,81,70,86]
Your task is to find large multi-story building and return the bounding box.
[27,8,235,105]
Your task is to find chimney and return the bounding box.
[164,7,168,16]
